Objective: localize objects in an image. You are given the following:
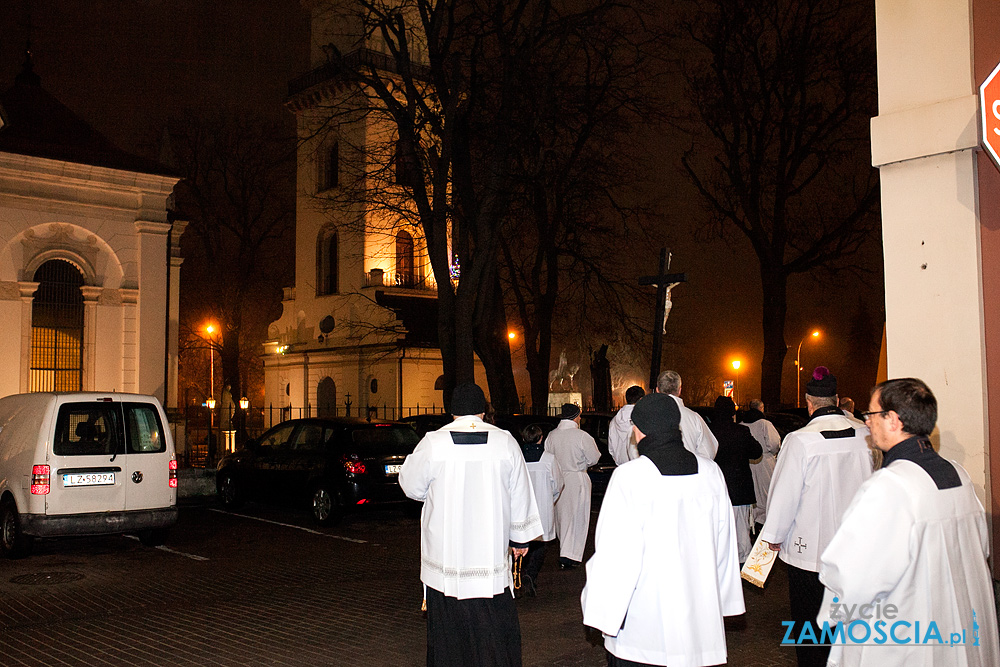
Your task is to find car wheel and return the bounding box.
[0,498,33,559]
[311,483,343,526]
[137,528,169,547]
[217,470,243,509]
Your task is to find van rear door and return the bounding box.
[121,402,173,511]
[47,400,127,516]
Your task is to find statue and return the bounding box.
[590,345,612,411]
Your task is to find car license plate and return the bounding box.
[384,464,403,475]
[63,472,115,487]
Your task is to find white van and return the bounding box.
[0,392,178,558]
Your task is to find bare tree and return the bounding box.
[170,112,294,447]
[677,0,879,405]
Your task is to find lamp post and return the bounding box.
[731,360,741,405]
[795,330,821,408]
[205,323,218,463]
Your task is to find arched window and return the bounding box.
[30,259,84,392]
[395,230,414,286]
[320,141,339,191]
[317,377,337,418]
[316,227,338,295]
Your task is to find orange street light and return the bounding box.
[796,330,822,408]
[508,331,516,340]
[731,360,741,404]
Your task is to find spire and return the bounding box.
[16,40,40,86]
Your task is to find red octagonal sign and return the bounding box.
[982,60,1000,171]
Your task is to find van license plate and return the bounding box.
[63,472,115,487]
[384,464,403,475]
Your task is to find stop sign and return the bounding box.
[982,60,1000,170]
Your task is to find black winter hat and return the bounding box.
[806,366,837,397]
[560,403,582,420]
[451,383,487,416]
[630,393,681,435]
[713,395,736,418]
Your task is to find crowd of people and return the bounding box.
[398,370,999,667]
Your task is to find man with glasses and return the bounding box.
[817,378,999,666]
[760,366,873,667]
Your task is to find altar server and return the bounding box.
[760,366,872,667]
[399,383,542,667]
[739,399,781,530]
[608,385,645,465]
[545,403,600,569]
[818,378,1000,667]
[517,424,564,596]
[582,392,745,667]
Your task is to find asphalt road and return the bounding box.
[0,499,796,666]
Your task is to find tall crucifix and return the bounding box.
[638,248,686,390]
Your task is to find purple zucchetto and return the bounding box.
[806,366,838,398]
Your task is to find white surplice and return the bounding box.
[526,451,564,541]
[582,456,745,667]
[740,417,781,525]
[818,459,1000,667]
[759,412,872,571]
[399,416,542,600]
[608,404,637,466]
[545,419,601,562]
[669,394,719,460]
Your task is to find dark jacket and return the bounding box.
[709,419,762,506]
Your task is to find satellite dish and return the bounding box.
[319,316,336,334]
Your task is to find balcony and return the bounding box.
[365,268,435,292]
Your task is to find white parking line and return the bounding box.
[208,508,368,543]
[124,535,209,561]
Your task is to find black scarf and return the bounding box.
[741,408,765,424]
[808,405,843,422]
[883,436,961,490]
[637,429,697,476]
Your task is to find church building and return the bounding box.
[0,56,183,409]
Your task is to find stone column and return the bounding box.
[134,220,171,402]
[80,286,103,391]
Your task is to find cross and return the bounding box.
[638,248,687,390]
[794,537,807,553]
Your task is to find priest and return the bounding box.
[817,378,999,666]
[581,392,745,667]
[545,402,601,569]
[399,383,542,667]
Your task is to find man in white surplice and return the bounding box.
[817,378,999,667]
[399,383,542,667]
[760,366,872,667]
[739,398,781,531]
[545,402,600,569]
[582,392,745,667]
[608,385,644,466]
[656,370,718,460]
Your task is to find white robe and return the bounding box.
[608,404,637,466]
[545,419,601,561]
[670,394,719,460]
[526,451,564,541]
[759,412,873,571]
[399,416,542,599]
[818,459,1000,667]
[582,456,745,667]
[740,417,781,525]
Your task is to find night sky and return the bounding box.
[0,0,885,407]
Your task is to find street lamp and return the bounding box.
[731,360,741,405]
[239,397,249,410]
[795,330,821,408]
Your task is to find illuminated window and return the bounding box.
[30,259,84,392]
[396,230,414,286]
[316,227,338,295]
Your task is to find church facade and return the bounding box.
[0,62,183,408]
[262,12,481,418]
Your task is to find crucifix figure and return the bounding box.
[638,248,687,390]
[794,537,807,553]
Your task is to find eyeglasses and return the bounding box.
[861,410,889,421]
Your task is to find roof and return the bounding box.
[0,63,175,177]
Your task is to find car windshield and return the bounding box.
[351,425,420,455]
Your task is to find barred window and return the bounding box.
[30,259,84,392]
[395,230,414,286]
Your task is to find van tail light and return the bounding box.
[341,455,366,475]
[168,459,178,488]
[31,465,50,495]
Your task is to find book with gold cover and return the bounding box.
[740,535,778,588]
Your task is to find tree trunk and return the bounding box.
[759,269,788,407]
[474,272,519,414]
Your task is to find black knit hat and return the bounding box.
[560,403,582,420]
[806,366,837,398]
[451,383,487,416]
[713,395,736,418]
[630,393,680,435]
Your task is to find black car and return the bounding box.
[399,413,451,438]
[492,414,561,446]
[216,418,420,525]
